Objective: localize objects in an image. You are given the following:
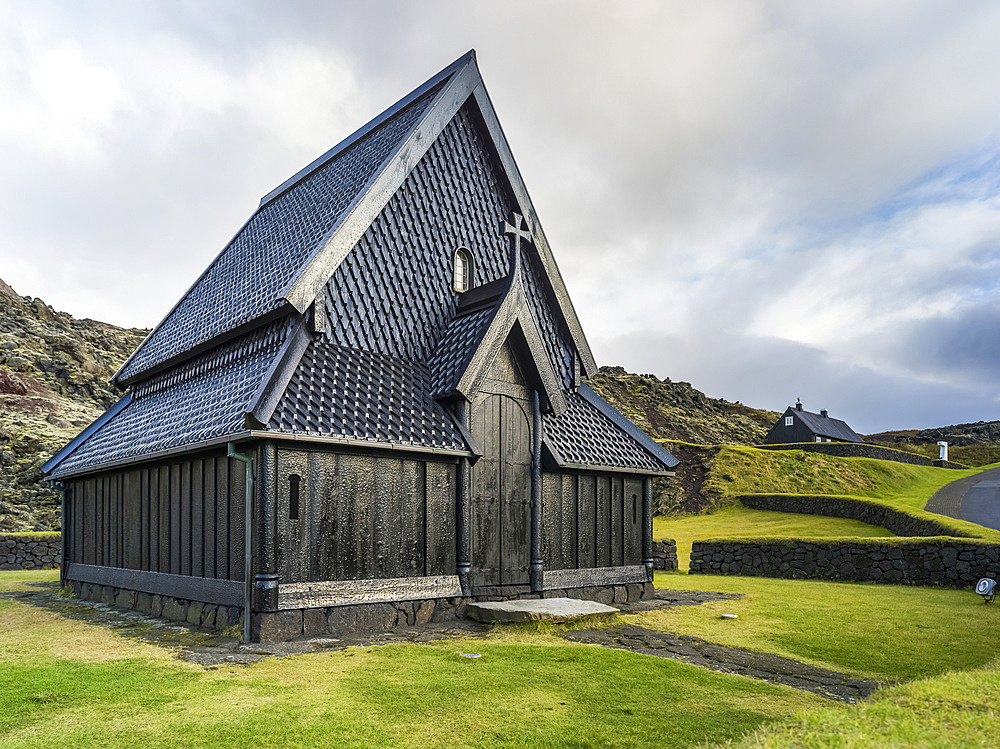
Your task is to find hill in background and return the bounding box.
[865,423,1000,467]
[0,280,146,530]
[585,366,779,445]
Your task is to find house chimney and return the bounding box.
[820,409,828,418]
[795,398,803,411]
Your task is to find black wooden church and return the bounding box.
[44,52,678,640]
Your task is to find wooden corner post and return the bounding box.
[455,401,471,596]
[642,477,653,582]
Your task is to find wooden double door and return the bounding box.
[469,386,533,590]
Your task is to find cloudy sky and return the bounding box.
[2,1,999,433]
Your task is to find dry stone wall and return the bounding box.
[652,539,678,570]
[1,532,60,570]
[755,442,967,469]
[690,538,1000,588]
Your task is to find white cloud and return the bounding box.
[2,0,1000,430]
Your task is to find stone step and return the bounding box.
[466,597,619,624]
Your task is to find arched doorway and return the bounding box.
[469,344,533,590]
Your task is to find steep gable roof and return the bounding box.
[47,52,674,479]
[785,406,864,443]
[544,386,679,472]
[48,319,294,478]
[115,51,597,388]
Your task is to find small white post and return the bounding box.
[937,441,948,462]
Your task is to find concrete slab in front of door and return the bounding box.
[466,597,618,623]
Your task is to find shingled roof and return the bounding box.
[790,407,864,443]
[45,51,677,480]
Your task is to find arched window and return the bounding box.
[453,248,472,292]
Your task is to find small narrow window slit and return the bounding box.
[289,474,300,520]
[632,495,638,525]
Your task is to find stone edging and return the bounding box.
[755,442,967,469]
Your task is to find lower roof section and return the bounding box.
[48,329,674,479]
[543,386,677,475]
[49,322,290,479]
[268,339,467,450]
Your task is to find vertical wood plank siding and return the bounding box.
[203,458,216,580]
[274,449,457,584]
[541,472,646,571]
[63,449,248,581]
[61,451,647,584]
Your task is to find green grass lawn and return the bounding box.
[6,566,1000,747]
[0,569,824,748]
[646,572,1000,683]
[735,659,1000,748]
[653,505,891,571]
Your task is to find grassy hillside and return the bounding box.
[652,440,985,516]
[0,281,146,531]
[705,446,979,512]
[586,366,779,445]
[653,444,990,566]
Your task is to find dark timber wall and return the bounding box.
[63,448,246,582]
[541,472,644,571]
[274,448,457,583]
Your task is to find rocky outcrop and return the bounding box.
[587,367,778,446]
[0,281,147,531]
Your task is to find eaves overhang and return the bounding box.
[41,393,133,476]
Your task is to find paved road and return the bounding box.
[925,466,1000,531]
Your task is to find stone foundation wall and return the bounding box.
[690,539,1000,587]
[255,582,654,640]
[1,532,61,570]
[755,442,967,469]
[651,539,679,571]
[70,578,655,642]
[69,579,244,630]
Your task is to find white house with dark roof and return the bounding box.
[43,52,677,641]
